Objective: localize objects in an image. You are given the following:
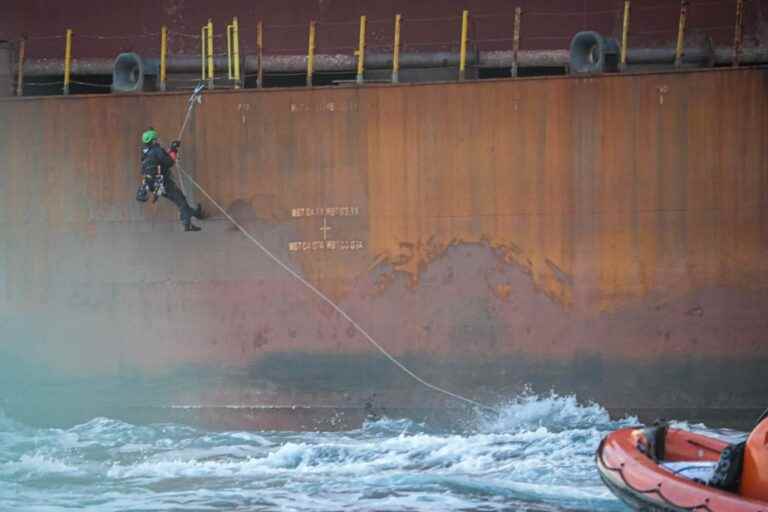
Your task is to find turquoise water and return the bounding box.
[0,394,635,511]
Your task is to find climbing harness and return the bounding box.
[172,83,499,415]
[151,174,165,200]
[135,174,165,203]
[136,181,150,203]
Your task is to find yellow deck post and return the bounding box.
[307,21,316,87]
[257,20,264,88]
[201,25,206,80]
[227,22,233,79]
[233,17,241,88]
[160,26,167,91]
[511,7,521,77]
[459,10,468,81]
[207,19,214,88]
[675,1,688,67]
[63,29,72,95]
[620,1,630,71]
[392,14,401,83]
[356,15,367,84]
[733,0,744,67]
[16,37,25,96]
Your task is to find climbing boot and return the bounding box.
[184,222,202,232]
[193,204,204,219]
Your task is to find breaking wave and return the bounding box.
[0,394,636,511]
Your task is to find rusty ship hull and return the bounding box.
[1,68,767,429]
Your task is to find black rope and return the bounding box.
[70,80,111,88]
[755,407,768,426]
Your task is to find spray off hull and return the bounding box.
[1,68,767,430]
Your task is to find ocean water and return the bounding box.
[0,394,637,512]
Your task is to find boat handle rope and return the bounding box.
[171,83,499,415]
[597,437,717,512]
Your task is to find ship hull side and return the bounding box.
[1,69,767,429]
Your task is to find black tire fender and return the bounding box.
[570,31,607,74]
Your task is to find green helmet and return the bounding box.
[142,129,158,144]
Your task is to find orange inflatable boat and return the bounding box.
[596,416,768,511]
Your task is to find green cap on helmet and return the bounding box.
[142,129,158,144]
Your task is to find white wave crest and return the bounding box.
[478,391,634,433]
[0,453,84,479]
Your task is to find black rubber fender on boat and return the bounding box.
[640,423,669,462]
[709,442,746,492]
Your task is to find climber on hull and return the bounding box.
[137,128,203,232]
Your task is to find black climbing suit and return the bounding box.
[141,142,195,226]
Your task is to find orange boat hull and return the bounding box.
[597,427,768,512]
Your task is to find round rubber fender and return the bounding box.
[112,52,145,93]
[569,31,606,74]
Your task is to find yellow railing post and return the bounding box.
[675,0,688,68]
[307,21,316,87]
[160,25,168,91]
[201,25,206,80]
[733,0,744,67]
[63,29,72,95]
[257,20,264,88]
[227,22,233,79]
[511,7,521,77]
[16,36,25,96]
[356,15,367,84]
[620,1,630,71]
[459,9,468,81]
[233,17,241,88]
[207,19,214,88]
[392,14,401,83]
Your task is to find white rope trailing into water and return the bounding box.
[175,163,498,414]
[169,82,497,414]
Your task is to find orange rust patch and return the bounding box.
[494,283,512,301]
